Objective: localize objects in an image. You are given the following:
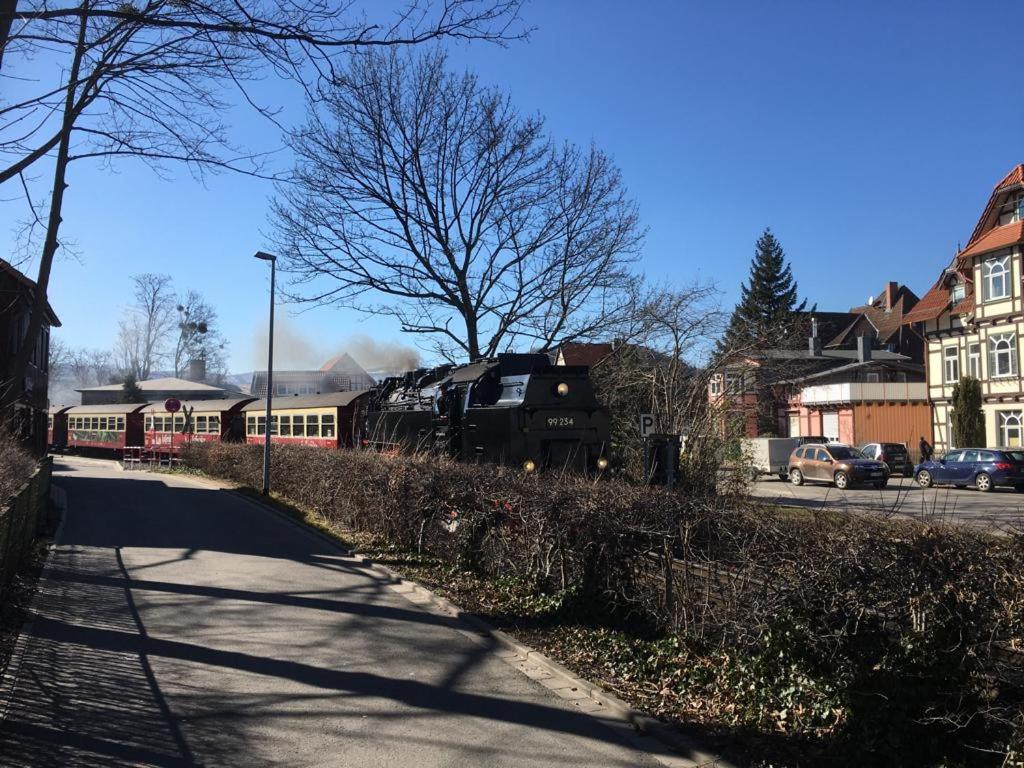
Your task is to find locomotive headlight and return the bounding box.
[597,457,609,470]
[555,382,570,397]
[523,459,536,473]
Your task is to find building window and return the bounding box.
[944,346,959,383]
[983,254,1010,301]
[989,333,1017,378]
[1000,411,1024,447]
[950,281,966,303]
[725,372,743,394]
[998,191,1024,226]
[709,375,722,395]
[968,343,981,379]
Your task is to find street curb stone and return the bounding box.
[219,481,734,768]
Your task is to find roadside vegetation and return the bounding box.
[0,432,34,502]
[182,441,1024,767]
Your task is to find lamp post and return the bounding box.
[254,251,276,494]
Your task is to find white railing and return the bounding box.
[799,382,928,405]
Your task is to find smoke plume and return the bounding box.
[250,318,420,373]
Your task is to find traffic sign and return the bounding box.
[165,398,181,413]
[639,413,656,438]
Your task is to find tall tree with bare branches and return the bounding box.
[272,49,643,361]
[0,0,525,418]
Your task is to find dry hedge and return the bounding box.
[183,442,1024,765]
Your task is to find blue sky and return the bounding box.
[3,1,1023,372]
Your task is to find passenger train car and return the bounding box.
[142,398,254,452]
[243,391,370,449]
[59,403,148,453]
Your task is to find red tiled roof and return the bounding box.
[951,293,974,316]
[903,283,951,324]
[995,164,1024,191]
[556,342,614,367]
[958,221,1024,261]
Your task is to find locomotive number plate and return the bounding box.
[546,416,576,428]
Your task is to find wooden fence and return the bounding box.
[0,457,51,596]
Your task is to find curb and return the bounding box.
[218,481,733,768]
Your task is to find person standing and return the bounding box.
[918,436,933,462]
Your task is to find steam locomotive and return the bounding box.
[50,353,610,473]
[365,353,610,473]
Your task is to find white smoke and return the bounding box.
[250,319,420,373]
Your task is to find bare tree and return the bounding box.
[0,0,526,417]
[173,289,227,380]
[272,49,643,361]
[113,273,175,379]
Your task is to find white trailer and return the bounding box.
[741,437,801,481]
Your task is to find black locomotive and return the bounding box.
[365,353,609,472]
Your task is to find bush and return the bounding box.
[0,431,35,501]
[182,442,1024,765]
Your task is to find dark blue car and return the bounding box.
[914,448,1024,492]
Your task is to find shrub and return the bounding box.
[0,431,35,502]
[182,442,1024,765]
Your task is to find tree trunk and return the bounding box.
[465,312,480,361]
[1,0,88,418]
[0,0,17,72]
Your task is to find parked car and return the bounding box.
[788,443,889,489]
[914,448,1024,492]
[858,442,912,476]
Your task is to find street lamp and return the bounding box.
[254,251,277,494]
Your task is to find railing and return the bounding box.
[800,382,928,406]
[0,456,52,597]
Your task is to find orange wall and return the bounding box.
[851,402,932,447]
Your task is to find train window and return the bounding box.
[257,416,266,435]
[196,415,208,432]
[173,415,184,431]
[293,415,305,434]
[145,416,152,430]
[270,415,279,436]
[321,414,335,438]
[98,417,107,430]
[116,417,124,431]
[209,415,220,433]
[280,415,291,436]
[91,417,99,430]
[246,416,256,435]
[306,414,319,437]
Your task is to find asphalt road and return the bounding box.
[748,473,1024,533]
[0,458,677,768]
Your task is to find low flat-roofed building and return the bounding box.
[77,376,227,406]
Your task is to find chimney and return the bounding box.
[808,317,822,356]
[857,332,874,362]
[884,281,899,310]
[188,358,206,382]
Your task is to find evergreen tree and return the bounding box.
[719,229,808,352]
[951,377,985,447]
[121,374,143,404]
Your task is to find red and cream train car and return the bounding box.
[63,403,148,454]
[243,391,370,449]
[142,398,254,452]
[48,405,71,450]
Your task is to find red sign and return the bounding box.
[165,398,181,413]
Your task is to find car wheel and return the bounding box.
[834,471,849,490]
[975,472,993,492]
[916,469,933,488]
[789,469,804,486]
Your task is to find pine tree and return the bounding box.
[121,374,143,404]
[951,377,985,447]
[719,229,808,352]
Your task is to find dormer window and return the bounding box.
[950,281,966,303]
[998,191,1024,226]
[983,254,1010,301]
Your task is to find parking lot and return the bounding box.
[747,475,1024,534]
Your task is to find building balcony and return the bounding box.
[799,382,928,406]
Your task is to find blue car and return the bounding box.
[914,448,1024,492]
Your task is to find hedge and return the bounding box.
[182,442,1024,766]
